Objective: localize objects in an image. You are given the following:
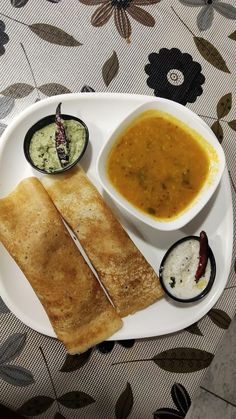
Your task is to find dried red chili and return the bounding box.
[55,102,69,166]
[195,231,208,283]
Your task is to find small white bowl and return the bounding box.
[97,99,225,231]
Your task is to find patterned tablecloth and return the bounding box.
[0,0,236,418]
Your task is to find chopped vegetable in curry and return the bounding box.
[107,110,210,220]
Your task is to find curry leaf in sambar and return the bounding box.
[193,37,230,73]
[115,382,133,419]
[29,24,82,46]
[153,347,214,373]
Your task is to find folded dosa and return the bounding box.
[43,167,163,316]
[0,178,122,354]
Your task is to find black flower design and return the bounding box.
[97,339,135,354]
[145,48,205,105]
[0,21,9,56]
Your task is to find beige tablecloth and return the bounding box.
[0,0,236,418]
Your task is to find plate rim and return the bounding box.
[0,92,234,340]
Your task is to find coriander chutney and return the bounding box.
[29,119,87,173]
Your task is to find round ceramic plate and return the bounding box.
[0,93,233,340]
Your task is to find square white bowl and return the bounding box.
[97,99,225,231]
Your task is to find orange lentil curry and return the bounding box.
[107,110,210,220]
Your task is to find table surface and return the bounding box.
[0,1,236,418]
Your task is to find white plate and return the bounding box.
[0,93,233,340]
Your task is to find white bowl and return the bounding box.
[97,99,225,231]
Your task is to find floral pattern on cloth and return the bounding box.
[145,48,205,105]
[179,0,236,31]
[79,0,161,41]
[0,20,9,56]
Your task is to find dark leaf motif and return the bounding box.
[28,24,82,46]
[229,31,236,40]
[211,120,223,143]
[97,341,115,354]
[0,297,10,313]
[60,349,92,372]
[153,347,214,373]
[81,85,95,92]
[102,51,119,87]
[38,83,71,96]
[47,0,62,2]
[217,93,232,119]
[228,120,236,131]
[0,365,34,387]
[171,383,191,415]
[193,37,230,73]
[11,0,29,7]
[0,96,15,119]
[54,413,66,419]
[185,322,203,336]
[0,83,34,99]
[18,396,54,416]
[118,339,135,348]
[115,382,133,419]
[0,333,27,364]
[207,308,231,329]
[153,408,184,418]
[58,391,95,409]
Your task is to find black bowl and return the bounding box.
[159,235,216,303]
[24,113,89,175]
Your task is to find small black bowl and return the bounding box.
[24,113,89,175]
[159,235,216,303]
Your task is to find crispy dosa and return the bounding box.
[43,167,163,316]
[0,178,122,353]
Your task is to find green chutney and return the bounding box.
[29,119,86,173]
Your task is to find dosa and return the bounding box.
[0,178,122,354]
[43,167,163,316]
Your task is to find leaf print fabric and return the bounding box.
[0,0,236,418]
[0,21,9,55]
[145,48,205,105]
[0,334,34,387]
[154,383,191,419]
[179,0,236,31]
[79,0,161,41]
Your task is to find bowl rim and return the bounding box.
[97,100,226,231]
[23,113,89,175]
[159,235,216,303]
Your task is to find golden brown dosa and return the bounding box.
[43,167,164,316]
[0,178,122,353]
